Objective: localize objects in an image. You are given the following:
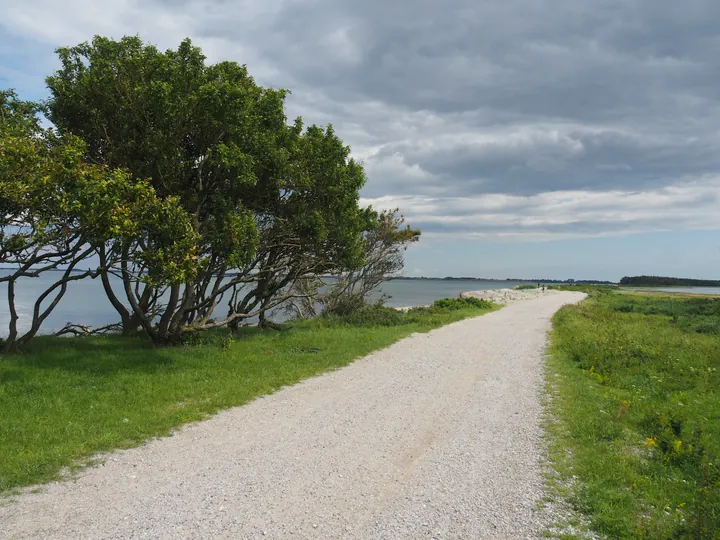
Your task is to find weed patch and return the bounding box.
[546,293,720,539]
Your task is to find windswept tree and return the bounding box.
[286,209,421,318]
[225,121,372,328]
[46,36,373,342]
[0,90,197,352]
[321,209,420,315]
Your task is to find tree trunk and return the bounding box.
[125,284,154,337]
[98,245,135,336]
[120,257,158,342]
[167,281,196,344]
[258,309,282,330]
[2,279,19,354]
[157,283,180,339]
[12,255,93,350]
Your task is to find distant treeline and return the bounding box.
[620,276,720,287]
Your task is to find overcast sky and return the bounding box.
[2,0,720,280]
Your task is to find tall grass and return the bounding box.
[546,293,720,538]
[0,300,496,493]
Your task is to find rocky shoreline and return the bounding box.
[460,287,561,304]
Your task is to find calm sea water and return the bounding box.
[7,273,717,338]
[0,271,529,337]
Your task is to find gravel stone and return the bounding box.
[0,291,585,539]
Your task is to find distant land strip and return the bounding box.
[620,275,720,287]
[386,277,616,284]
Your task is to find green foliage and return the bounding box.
[0,301,492,492]
[547,293,720,538]
[324,303,405,327]
[41,36,379,339]
[608,297,720,335]
[3,35,419,345]
[311,209,421,318]
[1,90,197,281]
[1,89,198,350]
[46,35,283,269]
[547,283,617,295]
[315,297,497,328]
[45,35,371,274]
[514,284,538,290]
[432,297,495,310]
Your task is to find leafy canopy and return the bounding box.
[47,36,291,270]
[46,36,371,275]
[0,89,197,284]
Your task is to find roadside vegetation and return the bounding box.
[0,297,495,493]
[546,284,617,294]
[546,291,719,539]
[620,289,720,300]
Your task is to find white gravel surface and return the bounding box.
[1,291,585,540]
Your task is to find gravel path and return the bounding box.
[1,291,585,540]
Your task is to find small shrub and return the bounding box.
[315,296,494,328]
[432,297,494,311]
[692,321,720,335]
[613,300,636,313]
[316,302,405,327]
[342,304,405,326]
[321,291,367,317]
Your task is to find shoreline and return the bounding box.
[461,287,561,304]
[393,287,560,311]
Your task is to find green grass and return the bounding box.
[545,292,720,539]
[547,284,619,294]
[621,288,720,300]
[0,300,496,493]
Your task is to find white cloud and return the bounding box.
[361,176,720,242]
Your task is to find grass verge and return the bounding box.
[620,289,720,299]
[0,298,496,493]
[544,292,720,539]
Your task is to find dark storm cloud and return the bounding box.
[255,0,720,116]
[365,126,720,196]
[198,0,720,197]
[4,0,720,238]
